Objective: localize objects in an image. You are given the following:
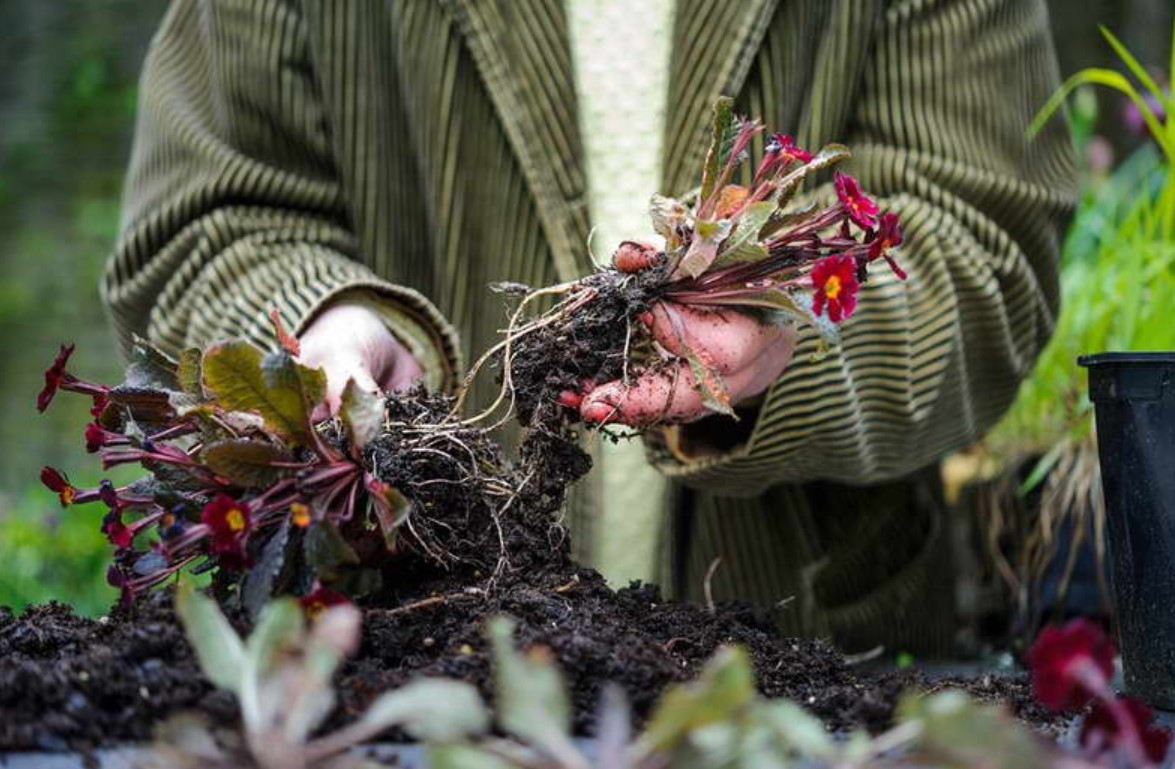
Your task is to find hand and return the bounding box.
[298,303,424,421]
[578,302,797,426]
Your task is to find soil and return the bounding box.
[0,380,1065,753]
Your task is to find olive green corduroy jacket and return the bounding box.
[106,0,1075,654]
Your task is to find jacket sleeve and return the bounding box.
[655,0,1076,494]
[103,0,460,389]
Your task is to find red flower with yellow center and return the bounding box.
[201,494,252,560]
[40,466,77,506]
[867,211,908,280]
[299,584,350,620]
[811,255,860,322]
[768,133,813,164]
[835,171,880,230]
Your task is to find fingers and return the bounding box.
[647,302,790,375]
[580,363,703,425]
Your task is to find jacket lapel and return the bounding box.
[443,0,590,282]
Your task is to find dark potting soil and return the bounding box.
[0,393,1063,752]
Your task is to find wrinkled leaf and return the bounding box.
[898,690,1043,769]
[367,479,413,550]
[203,439,293,487]
[649,193,691,250]
[126,337,181,390]
[489,617,584,767]
[714,201,777,267]
[759,201,821,240]
[177,348,204,397]
[341,379,385,451]
[699,96,737,206]
[677,218,733,279]
[304,520,361,580]
[202,342,314,445]
[175,583,245,694]
[242,519,291,620]
[681,343,735,418]
[107,385,177,425]
[358,679,490,743]
[774,143,851,210]
[283,605,363,744]
[635,646,756,755]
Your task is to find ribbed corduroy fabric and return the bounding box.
[106,0,1075,655]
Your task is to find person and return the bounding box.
[105,0,1075,656]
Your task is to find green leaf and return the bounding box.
[174,583,245,694]
[649,193,691,250]
[760,700,836,760]
[126,336,181,390]
[242,519,291,621]
[699,97,737,206]
[202,439,293,487]
[714,201,777,267]
[677,218,733,279]
[775,144,852,210]
[358,679,490,743]
[428,746,518,769]
[202,341,315,445]
[304,520,361,581]
[341,379,385,451]
[635,646,756,755]
[369,482,414,549]
[681,344,735,418]
[488,617,584,767]
[246,597,305,678]
[177,348,204,397]
[898,690,1043,769]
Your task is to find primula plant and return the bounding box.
[469,96,906,425]
[36,315,537,616]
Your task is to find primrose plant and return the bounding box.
[37,317,413,616]
[155,583,487,769]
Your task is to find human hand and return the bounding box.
[298,303,424,421]
[578,301,798,426]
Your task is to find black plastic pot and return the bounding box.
[1080,352,1175,709]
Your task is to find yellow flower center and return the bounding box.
[291,503,311,528]
[825,275,842,299]
[226,507,246,532]
[305,601,325,620]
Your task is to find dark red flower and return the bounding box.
[835,171,880,230]
[85,423,108,453]
[1081,695,1172,765]
[811,255,860,322]
[300,584,350,620]
[867,211,908,280]
[768,133,813,164]
[40,466,77,506]
[1027,618,1116,711]
[200,494,252,559]
[102,512,135,549]
[37,344,76,412]
[89,392,109,420]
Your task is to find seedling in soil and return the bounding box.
[152,584,487,769]
[36,316,580,616]
[458,96,908,430]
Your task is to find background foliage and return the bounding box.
[0,1,1170,616]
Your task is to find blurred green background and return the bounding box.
[0,0,1170,616]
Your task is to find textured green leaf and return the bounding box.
[774,143,852,210]
[202,341,313,445]
[428,746,517,769]
[760,700,836,759]
[649,193,691,249]
[358,679,490,743]
[242,519,291,620]
[677,218,733,279]
[636,646,756,755]
[246,597,305,677]
[369,482,414,549]
[304,520,361,580]
[175,583,245,694]
[202,439,293,487]
[341,379,385,451]
[126,336,181,390]
[698,97,736,206]
[714,201,777,267]
[177,348,204,397]
[107,385,177,426]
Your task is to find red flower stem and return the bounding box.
[299,462,360,491]
[146,423,198,442]
[60,376,108,398]
[164,523,211,556]
[1073,661,1150,767]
